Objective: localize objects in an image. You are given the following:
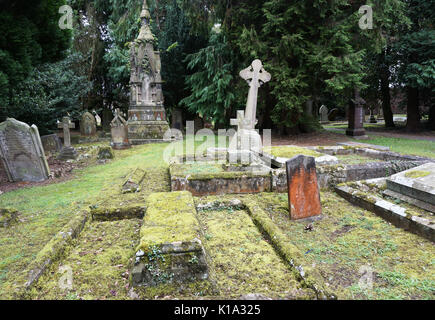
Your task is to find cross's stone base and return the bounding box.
[229,129,262,153]
[57,147,78,161]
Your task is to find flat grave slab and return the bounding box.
[386,163,435,207]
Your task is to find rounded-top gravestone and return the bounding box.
[80,112,97,136]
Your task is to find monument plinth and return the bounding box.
[128,0,169,145]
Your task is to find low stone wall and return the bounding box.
[172,161,428,195]
[131,192,209,287]
[335,183,434,242]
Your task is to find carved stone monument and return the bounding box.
[111,109,131,150]
[229,59,271,163]
[127,0,170,145]
[0,118,50,182]
[319,105,329,123]
[346,89,367,138]
[57,116,78,160]
[80,112,97,137]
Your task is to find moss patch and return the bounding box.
[194,196,315,299]
[138,192,200,251]
[265,146,323,159]
[404,170,431,179]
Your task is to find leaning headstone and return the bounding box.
[286,155,322,220]
[0,118,50,182]
[346,89,367,138]
[110,109,131,150]
[319,105,329,123]
[80,112,97,137]
[57,116,78,160]
[40,134,62,155]
[93,111,102,127]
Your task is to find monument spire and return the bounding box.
[137,0,154,42]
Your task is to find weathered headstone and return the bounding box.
[40,134,62,155]
[229,59,271,162]
[0,118,50,182]
[171,108,183,130]
[80,112,97,136]
[111,109,131,150]
[127,0,170,144]
[286,155,322,220]
[346,89,367,138]
[319,105,329,123]
[369,107,377,123]
[57,116,78,160]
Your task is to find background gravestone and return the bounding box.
[111,109,131,150]
[40,134,62,155]
[346,89,367,138]
[319,105,329,123]
[80,112,97,136]
[0,118,50,182]
[171,108,183,131]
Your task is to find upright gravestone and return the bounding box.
[40,134,62,155]
[0,118,50,182]
[172,108,183,131]
[80,112,97,137]
[286,155,322,220]
[57,116,78,160]
[346,89,367,138]
[319,105,329,123]
[111,109,131,150]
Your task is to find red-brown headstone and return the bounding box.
[286,155,322,220]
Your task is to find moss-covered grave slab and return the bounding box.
[132,192,209,287]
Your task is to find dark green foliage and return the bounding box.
[5,52,91,135]
[181,30,236,126]
[0,0,71,121]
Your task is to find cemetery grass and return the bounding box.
[0,142,172,298]
[358,136,435,159]
[246,192,435,300]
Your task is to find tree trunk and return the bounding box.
[428,92,435,130]
[406,86,420,132]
